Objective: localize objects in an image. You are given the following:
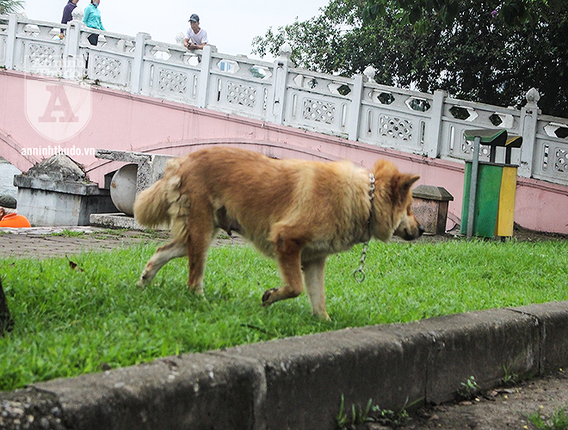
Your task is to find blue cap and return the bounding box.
[189,14,199,22]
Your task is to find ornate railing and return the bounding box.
[1,13,567,186]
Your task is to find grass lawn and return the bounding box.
[1,237,567,391]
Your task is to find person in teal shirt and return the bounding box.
[83,0,105,45]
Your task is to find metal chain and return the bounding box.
[353,241,369,283]
[353,173,376,283]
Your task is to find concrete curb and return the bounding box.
[2,301,567,429]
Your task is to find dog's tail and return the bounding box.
[133,158,183,228]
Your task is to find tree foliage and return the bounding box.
[0,0,24,15]
[362,0,566,30]
[252,0,568,117]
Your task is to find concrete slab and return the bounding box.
[510,301,568,373]
[217,326,429,429]
[412,309,539,404]
[37,353,261,430]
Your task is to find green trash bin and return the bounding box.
[460,129,522,238]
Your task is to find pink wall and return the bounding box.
[1,70,567,234]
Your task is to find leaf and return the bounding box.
[66,256,84,272]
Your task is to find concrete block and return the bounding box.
[35,353,261,430]
[510,301,568,373]
[412,185,454,235]
[219,326,429,430]
[90,213,148,230]
[13,153,118,226]
[414,309,540,404]
[95,149,173,193]
[15,177,117,226]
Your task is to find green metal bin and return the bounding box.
[460,129,522,238]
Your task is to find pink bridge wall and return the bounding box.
[1,70,567,234]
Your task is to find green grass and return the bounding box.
[528,406,568,429]
[48,229,88,237]
[0,238,567,391]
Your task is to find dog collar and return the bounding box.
[362,173,375,239]
[365,173,375,232]
[368,173,376,201]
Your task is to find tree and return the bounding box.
[0,0,23,14]
[252,0,568,117]
[362,0,566,30]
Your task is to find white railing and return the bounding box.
[1,13,567,186]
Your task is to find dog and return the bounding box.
[134,147,424,319]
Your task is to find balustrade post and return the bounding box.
[131,32,150,95]
[5,14,17,70]
[423,90,446,158]
[271,43,292,124]
[348,74,364,141]
[518,88,540,178]
[62,19,83,80]
[197,45,213,108]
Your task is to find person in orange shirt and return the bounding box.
[0,195,31,228]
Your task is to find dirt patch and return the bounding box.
[342,371,568,430]
[407,370,568,429]
[0,227,245,260]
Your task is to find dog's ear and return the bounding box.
[373,159,395,175]
[399,174,420,195]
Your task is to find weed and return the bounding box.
[371,405,410,428]
[336,395,349,429]
[457,375,481,400]
[48,229,86,237]
[502,364,518,386]
[336,395,414,429]
[336,395,372,429]
[528,406,568,430]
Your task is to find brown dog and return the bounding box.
[134,147,423,319]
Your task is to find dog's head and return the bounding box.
[372,160,424,241]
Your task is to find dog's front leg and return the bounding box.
[137,241,187,288]
[262,231,305,309]
[302,257,330,320]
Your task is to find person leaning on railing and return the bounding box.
[60,0,79,39]
[83,0,105,46]
[0,196,31,228]
[184,14,208,50]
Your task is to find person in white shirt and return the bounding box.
[184,14,208,50]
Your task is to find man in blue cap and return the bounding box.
[184,14,208,50]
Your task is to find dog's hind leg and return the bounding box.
[137,241,187,288]
[186,226,217,295]
[302,257,329,320]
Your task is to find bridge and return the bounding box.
[1,13,567,234]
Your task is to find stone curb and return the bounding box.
[2,301,567,429]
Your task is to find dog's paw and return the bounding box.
[137,275,150,289]
[314,310,331,321]
[262,288,279,307]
